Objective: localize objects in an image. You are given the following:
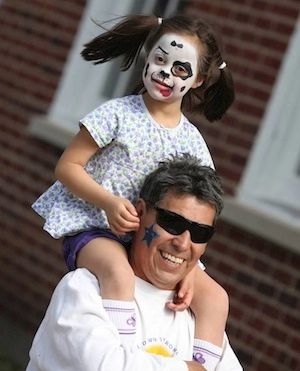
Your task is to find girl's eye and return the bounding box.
[155,55,165,64]
[172,65,188,77]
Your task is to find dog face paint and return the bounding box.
[143,33,200,102]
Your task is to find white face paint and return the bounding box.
[143,33,201,102]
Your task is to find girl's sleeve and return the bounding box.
[188,126,215,170]
[79,99,121,148]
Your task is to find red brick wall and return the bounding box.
[0,0,299,370]
[0,0,85,328]
[184,1,300,370]
[186,0,299,195]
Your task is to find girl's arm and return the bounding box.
[191,268,228,347]
[55,126,139,234]
[55,126,107,206]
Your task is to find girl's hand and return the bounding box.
[166,267,197,311]
[104,195,140,235]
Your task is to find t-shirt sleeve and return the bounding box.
[79,99,121,148]
[197,136,215,169]
[188,125,215,170]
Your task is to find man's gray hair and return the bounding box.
[140,154,224,218]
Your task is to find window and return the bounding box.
[29,0,180,147]
[223,16,300,252]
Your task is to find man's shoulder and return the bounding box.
[54,269,99,298]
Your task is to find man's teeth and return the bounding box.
[161,252,184,264]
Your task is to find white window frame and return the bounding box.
[29,0,179,147]
[222,16,300,253]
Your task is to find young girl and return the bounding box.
[32,14,234,370]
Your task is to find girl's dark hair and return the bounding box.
[81,14,234,122]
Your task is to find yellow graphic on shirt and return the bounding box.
[145,345,172,357]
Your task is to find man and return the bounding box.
[26,155,242,371]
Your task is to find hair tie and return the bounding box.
[157,17,163,25]
[219,62,226,70]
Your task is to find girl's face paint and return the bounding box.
[143,33,202,102]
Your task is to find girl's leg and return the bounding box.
[191,268,229,371]
[77,237,136,347]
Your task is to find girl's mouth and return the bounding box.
[152,77,173,89]
[151,78,173,97]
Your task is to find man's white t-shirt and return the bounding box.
[27,269,242,371]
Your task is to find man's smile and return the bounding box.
[160,250,185,265]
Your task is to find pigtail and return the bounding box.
[201,66,235,121]
[178,16,235,122]
[182,65,234,122]
[81,15,158,70]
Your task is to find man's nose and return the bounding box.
[160,70,170,79]
[172,230,192,251]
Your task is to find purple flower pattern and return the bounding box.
[126,313,136,327]
[32,95,214,239]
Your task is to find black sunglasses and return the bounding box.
[154,207,215,244]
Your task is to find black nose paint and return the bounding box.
[160,70,170,78]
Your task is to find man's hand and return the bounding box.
[186,360,207,370]
[104,195,140,234]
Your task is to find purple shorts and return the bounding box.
[63,229,131,271]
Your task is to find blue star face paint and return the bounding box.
[142,224,159,247]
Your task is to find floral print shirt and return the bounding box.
[32,95,214,238]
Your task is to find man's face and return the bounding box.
[142,33,203,102]
[130,191,216,290]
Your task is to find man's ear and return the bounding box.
[135,199,147,217]
[191,79,204,89]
